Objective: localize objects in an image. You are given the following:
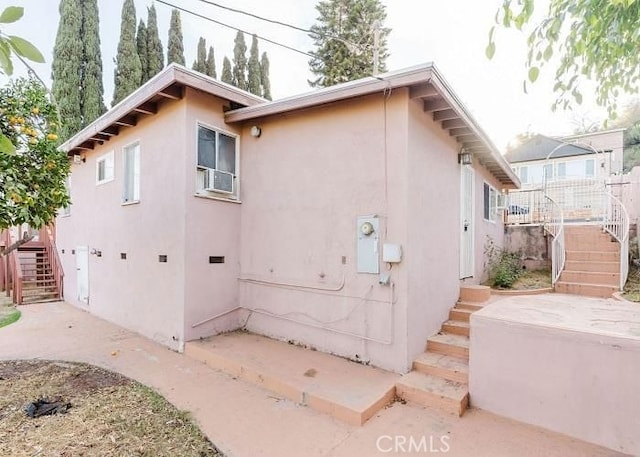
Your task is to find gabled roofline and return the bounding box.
[61,64,266,153]
[225,63,520,188]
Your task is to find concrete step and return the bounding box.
[564,240,620,252]
[565,250,619,262]
[449,307,472,323]
[555,281,618,298]
[560,270,620,286]
[455,300,485,312]
[413,352,468,383]
[185,332,398,426]
[426,333,469,360]
[564,260,620,273]
[441,319,470,337]
[459,285,491,303]
[395,371,468,416]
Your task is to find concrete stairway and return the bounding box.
[395,285,490,416]
[555,225,621,298]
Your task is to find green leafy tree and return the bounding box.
[247,35,261,96]
[309,0,389,88]
[112,0,142,106]
[80,0,106,127]
[0,6,45,82]
[167,9,185,66]
[52,0,105,140]
[232,31,248,90]
[221,56,232,84]
[487,0,640,117]
[0,78,70,253]
[260,52,272,100]
[192,37,206,73]
[146,5,164,78]
[51,0,82,140]
[137,19,148,83]
[205,46,216,78]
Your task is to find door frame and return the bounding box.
[76,245,89,305]
[460,165,475,279]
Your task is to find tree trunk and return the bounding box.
[0,234,35,257]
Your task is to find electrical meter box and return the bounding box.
[356,216,379,274]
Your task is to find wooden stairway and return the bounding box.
[16,244,61,304]
[395,285,490,416]
[555,225,621,298]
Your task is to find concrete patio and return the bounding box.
[0,301,627,456]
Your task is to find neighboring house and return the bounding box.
[507,131,624,189]
[55,63,518,373]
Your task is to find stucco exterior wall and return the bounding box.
[56,98,187,350]
[405,97,461,364]
[473,165,507,283]
[182,88,243,340]
[237,91,411,373]
[470,298,640,455]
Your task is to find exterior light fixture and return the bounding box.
[73,153,86,164]
[250,125,262,138]
[458,149,472,165]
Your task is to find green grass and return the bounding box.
[0,308,20,328]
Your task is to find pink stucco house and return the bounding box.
[56,63,518,374]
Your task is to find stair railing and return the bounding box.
[543,195,566,286]
[8,243,23,305]
[601,192,630,290]
[41,225,64,299]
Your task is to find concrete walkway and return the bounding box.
[0,302,625,457]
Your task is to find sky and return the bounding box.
[1,0,630,150]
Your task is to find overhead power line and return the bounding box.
[193,0,364,51]
[156,0,314,58]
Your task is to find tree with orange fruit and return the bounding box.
[0,6,70,255]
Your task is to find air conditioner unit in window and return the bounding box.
[204,169,234,194]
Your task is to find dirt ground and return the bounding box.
[510,269,552,290]
[0,360,223,456]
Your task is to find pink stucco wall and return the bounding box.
[56,98,188,350]
[57,83,511,372]
[473,164,507,283]
[182,88,243,341]
[406,97,462,362]
[470,297,640,455]
[237,91,411,372]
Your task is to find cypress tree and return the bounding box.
[52,0,82,140]
[232,31,247,90]
[205,46,216,78]
[260,52,272,100]
[247,34,261,96]
[80,0,106,126]
[309,0,390,87]
[112,0,142,106]
[192,37,206,73]
[167,9,185,66]
[221,57,233,85]
[137,19,149,83]
[146,5,164,78]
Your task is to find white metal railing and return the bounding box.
[505,187,545,224]
[543,195,566,286]
[602,192,630,290]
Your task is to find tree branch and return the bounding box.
[0,233,35,257]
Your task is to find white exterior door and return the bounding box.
[76,246,89,305]
[460,166,474,278]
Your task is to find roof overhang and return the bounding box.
[61,64,266,155]
[224,63,520,189]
